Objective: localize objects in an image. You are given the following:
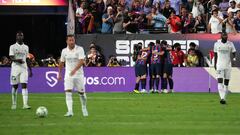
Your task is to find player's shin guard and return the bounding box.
[134,83,139,90]
[22,89,28,106]
[141,79,146,90]
[65,92,73,114]
[12,87,17,105]
[155,78,160,90]
[218,83,224,100]
[168,78,174,89]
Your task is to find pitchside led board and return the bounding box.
[0,0,67,6]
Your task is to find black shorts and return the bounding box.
[135,64,147,77]
[163,64,173,76]
[150,63,162,76]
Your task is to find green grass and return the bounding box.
[0,93,240,135]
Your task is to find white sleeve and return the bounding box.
[213,42,218,53]
[231,42,236,53]
[209,17,213,25]
[60,49,65,62]
[78,47,85,60]
[27,46,29,54]
[9,45,14,56]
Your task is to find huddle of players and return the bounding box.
[133,40,174,94]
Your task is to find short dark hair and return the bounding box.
[189,42,196,47]
[171,10,176,15]
[16,30,23,34]
[161,40,167,45]
[156,40,160,44]
[174,43,181,48]
[66,34,74,40]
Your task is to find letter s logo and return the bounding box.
[46,71,58,87]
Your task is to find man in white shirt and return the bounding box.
[9,31,32,110]
[58,35,88,117]
[214,33,236,104]
[208,9,224,34]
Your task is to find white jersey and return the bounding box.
[60,45,85,78]
[209,16,223,34]
[9,43,29,69]
[214,40,236,70]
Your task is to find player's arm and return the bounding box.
[58,50,65,80]
[26,58,33,77]
[70,59,84,76]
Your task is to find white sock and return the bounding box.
[22,88,28,106]
[218,83,224,99]
[65,92,73,114]
[12,87,17,105]
[223,85,229,100]
[79,93,87,109]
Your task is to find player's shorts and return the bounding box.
[64,76,85,93]
[150,63,162,76]
[216,69,231,80]
[135,64,147,77]
[163,64,173,76]
[10,68,28,85]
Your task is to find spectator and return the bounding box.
[170,0,181,15]
[27,53,39,67]
[167,10,182,33]
[86,44,104,67]
[191,0,205,18]
[162,1,175,18]
[41,55,58,67]
[95,0,105,32]
[228,0,240,17]
[183,12,196,33]
[208,9,223,34]
[172,43,185,67]
[233,10,240,33]
[76,2,86,34]
[154,1,163,14]
[132,0,143,12]
[188,42,204,67]
[81,8,95,34]
[123,11,139,34]
[146,7,167,29]
[0,56,11,67]
[107,55,120,67]
[152,0,165,9]
[113,5,124,34]
[223,11,236,34]
[143,0,152,14]
[211,5,224,18]
[101,6,114,34]
[194,15,207,33]
[186,49,199,67]
[219,0,229,17]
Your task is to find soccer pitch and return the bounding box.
[0,93,240,135]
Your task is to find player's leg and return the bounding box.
[150,65,156,93]
[155,63,162,93]
[140,74,147,93]
[20,70,31,109]
[162,64,169,93]
[222,69,232,103]
[64,78,74,116]
[149,64,153,92]
[216,70,225,104]
[75,77,88,117]
[134,76,141,93]
[168,65,174,93]
[10,70,19,109]
[134,64,141,93]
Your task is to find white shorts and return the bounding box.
[216,69,231,80]
[10,68,28,85]
[64,76,85,92]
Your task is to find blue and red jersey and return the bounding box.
[136,50,149,65]
[150,45,162,64]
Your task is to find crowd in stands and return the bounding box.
[72,0,240,34]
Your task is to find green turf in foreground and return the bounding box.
[0,93,240,135]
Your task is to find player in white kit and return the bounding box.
[214,32,236,104]
[58,35,88,117]
[9,31,33,109]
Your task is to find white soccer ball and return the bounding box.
[36,106,48,118]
